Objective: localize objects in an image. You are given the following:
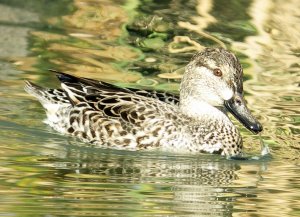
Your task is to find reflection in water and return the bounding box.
[2,133,298,216]
[0,0,299,216]
[232,0,300,159]
[0,135,269,216]
[59,148,242,217]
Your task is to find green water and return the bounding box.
[0,0,299,216]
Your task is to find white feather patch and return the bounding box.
[221,88,233,100]
[201,142,222,153]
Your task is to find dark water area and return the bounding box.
[0,0,299,216]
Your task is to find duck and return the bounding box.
[24,47,263,156]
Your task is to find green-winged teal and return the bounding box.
[25,48,262,156]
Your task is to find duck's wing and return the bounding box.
[49,69,179,106]
[25,71,181,149]
[128,89,179,106]
[57,71,179,135]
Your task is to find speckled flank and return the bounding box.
[24,48,256,156]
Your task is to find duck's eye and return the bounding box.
[213,68,222,77]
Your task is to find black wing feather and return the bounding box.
[49,69,179,105]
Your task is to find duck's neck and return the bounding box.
[179,97,243,156]
[179,98,231,124]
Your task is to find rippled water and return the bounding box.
[0,0,299,216]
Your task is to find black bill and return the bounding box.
[225,93,263,134]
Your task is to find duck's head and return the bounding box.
[180,47,262,134]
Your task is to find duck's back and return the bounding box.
[24,72,186,151]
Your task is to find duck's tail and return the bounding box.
[24,80,49,102]
[24,80,70,107]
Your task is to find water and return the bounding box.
[0,0,299,216]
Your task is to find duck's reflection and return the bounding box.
[44,143,266,216]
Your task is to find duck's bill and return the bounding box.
[224,94,263,134]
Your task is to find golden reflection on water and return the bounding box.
[233,0,300,159]
[0,0,299,216]
[0,139,298,216]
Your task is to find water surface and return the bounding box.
[0,0,299,216]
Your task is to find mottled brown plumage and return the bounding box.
[25,48,262,156]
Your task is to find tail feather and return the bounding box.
[24,80,70,106]
[24,80,48,101]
